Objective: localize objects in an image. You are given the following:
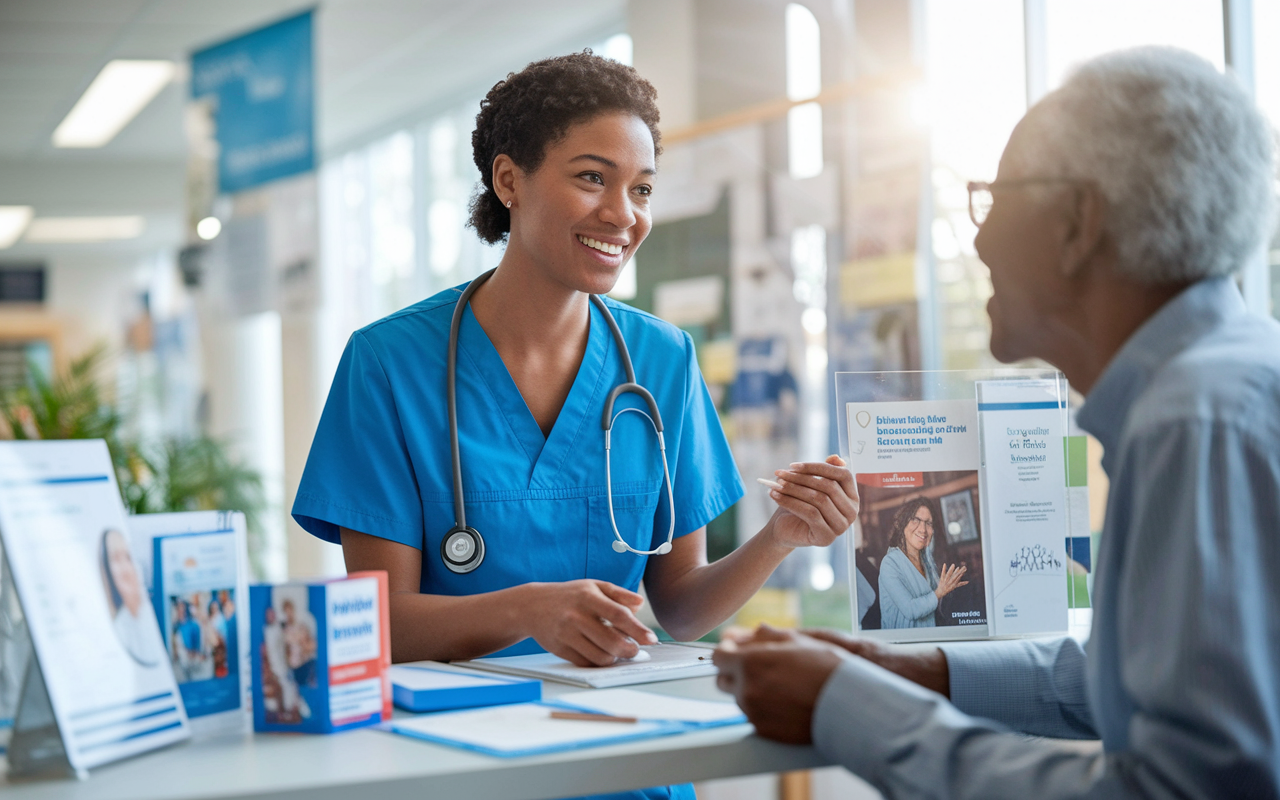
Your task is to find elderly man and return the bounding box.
[713,47,1280,798]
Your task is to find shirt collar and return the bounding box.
[1076,277,1246,476]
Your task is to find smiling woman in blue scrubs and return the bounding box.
[293,52,858,800]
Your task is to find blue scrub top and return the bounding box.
[293,284,744,659]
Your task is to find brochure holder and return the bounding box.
[835,370,1084,643]
[0,441,190,779]
[0,545,31,752]
[8,650,81,779]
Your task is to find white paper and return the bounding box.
[393,702,670,753]
[0,441,189,771]
[976,379,1069,635]
[555,688,744,724]
[390,665,516,691]
[457,643,716,688]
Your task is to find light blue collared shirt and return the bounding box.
[878,547,939,629]
[812,278,1280,798]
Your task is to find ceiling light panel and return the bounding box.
[53,60,176,148]
[24,216,145,242]
[0,207,35,249]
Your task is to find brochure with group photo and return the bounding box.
[837,371,1072,643]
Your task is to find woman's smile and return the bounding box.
[907,510,933,555]
[576,234,628,257]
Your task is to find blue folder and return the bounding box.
[391,665,541,712]
[389,702,685,758]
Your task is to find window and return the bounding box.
[786,3,823,180]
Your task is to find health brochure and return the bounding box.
[249,571,391,733]
[845,399,989,641]
[975,379,1070,635]
[843,377,1072,642]
[130,511,251,737]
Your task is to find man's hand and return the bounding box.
[801,628,951,698]
[712,625,844,744]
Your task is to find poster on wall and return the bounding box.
[0,441,189,777]
[190,10,315,194]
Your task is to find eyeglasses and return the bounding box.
[966,179,1091,227]
[909,514,934,531]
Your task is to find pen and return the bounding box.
[756,478,783,490]
[550,710,638,724]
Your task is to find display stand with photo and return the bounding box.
[129,510,251,738]
[0,441,189,778]
[835,370,1075,643]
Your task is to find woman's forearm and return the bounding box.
[646,516,794,642]
[386,584,533,663]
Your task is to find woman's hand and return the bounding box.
[934,563,969,599]
[765,455,860,549]
[518,579,659,667]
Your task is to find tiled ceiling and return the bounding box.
[0,0,625,257]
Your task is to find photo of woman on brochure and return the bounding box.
[852,471,988,631]
[100,528,164,667]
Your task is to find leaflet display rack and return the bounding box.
[835,370,1084,643]
[0,441,190,779]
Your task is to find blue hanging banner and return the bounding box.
[191,10,315,194]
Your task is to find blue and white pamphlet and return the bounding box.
[130,511,250,737]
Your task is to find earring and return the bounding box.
[505,200,512,208]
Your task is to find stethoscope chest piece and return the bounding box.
[442,525,485,574]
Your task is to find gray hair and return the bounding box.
[1007,46,1275,285]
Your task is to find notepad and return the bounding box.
[390,665,541,712]
[550,688,746,727]
[390,702,682,757]
[455,643,717,688]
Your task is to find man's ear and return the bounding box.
[1060,182,1105,278]
[492,154,519,207]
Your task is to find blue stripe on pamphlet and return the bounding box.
[72,706,179,737]
[0,475,110,487]
[160,528,235,538]
[977,401,1064,411]
[76,719,184,754]
[67,691,174,721]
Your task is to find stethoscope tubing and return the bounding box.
[445,268,676,572]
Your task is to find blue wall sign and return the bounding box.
[191,10,315,194]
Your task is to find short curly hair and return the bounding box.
[468,50,662,244]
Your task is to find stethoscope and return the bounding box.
[441,268,676,574]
